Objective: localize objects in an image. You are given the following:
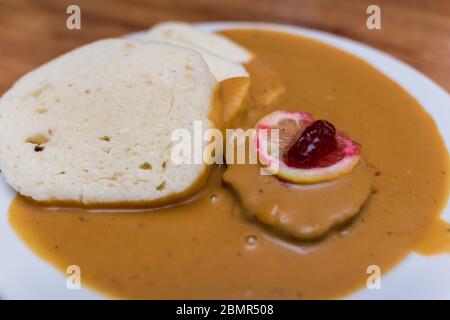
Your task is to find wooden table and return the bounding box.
[0,0,449,93]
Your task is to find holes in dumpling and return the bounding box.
[26,134,49,152]
[26,134,48,145]
[156,181,166,191]
[139,162,152,170]
[99,136,111,142]
[31,88,44,98]
[35,107,48,114]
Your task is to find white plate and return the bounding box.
[0,22,449,300]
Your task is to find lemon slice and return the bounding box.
[255,111,360,184]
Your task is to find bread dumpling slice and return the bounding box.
[146,22,252,64]
[142,38,248,82]
[145,23,285,108]
[0,39,217,206]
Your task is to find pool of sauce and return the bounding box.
[8,29,450,299]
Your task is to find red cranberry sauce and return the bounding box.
[284,120,345,169]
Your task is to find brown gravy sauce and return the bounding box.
[8,29,450,299]
[414,218,450,255]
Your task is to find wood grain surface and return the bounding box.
[0,0,449,94]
